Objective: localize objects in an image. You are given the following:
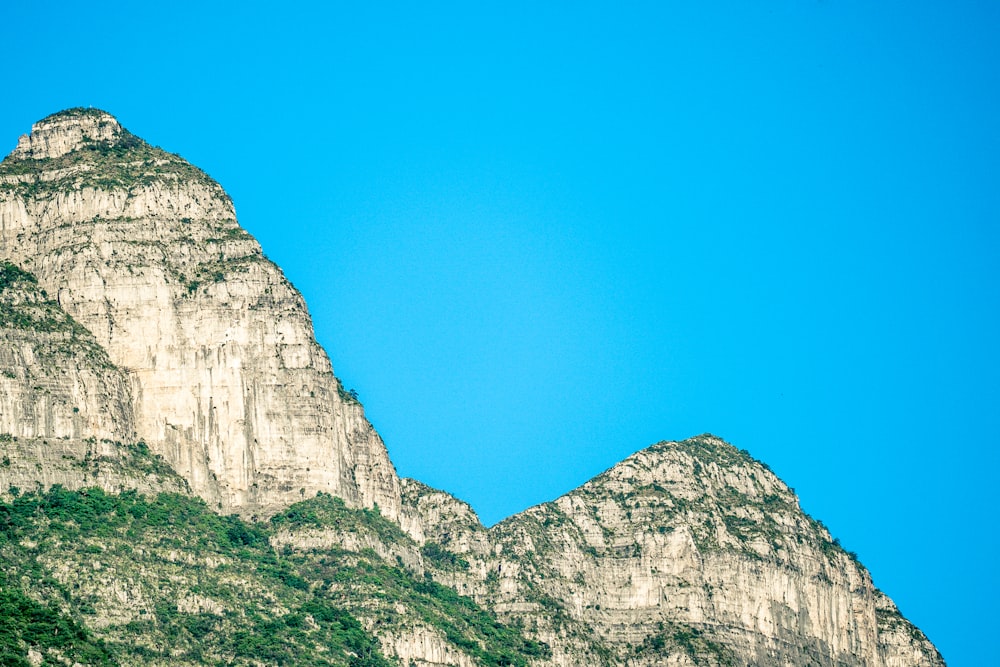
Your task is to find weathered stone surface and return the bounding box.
[381,626,479,667]
[404,436,944,666]
[10,108,123,160]
[0,262,188,498]
[400,477,490,551]
[0,435,190,501]
[0,109,401,518]
[0,261,135,443]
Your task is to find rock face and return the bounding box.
[402,437,944,666]
[0,109,400,518]
[0,260,134,443]
[0,110,943,667]
[0,261,187,497]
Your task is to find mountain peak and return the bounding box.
[10,107,133,160]
[0,108,400,520]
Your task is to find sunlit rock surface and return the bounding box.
[0,109,400,518]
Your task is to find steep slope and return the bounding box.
[404,436,943,666]
[0,109,399,518]
[0,479,548,667]
[0,486,398,666]
[270,493,550,667]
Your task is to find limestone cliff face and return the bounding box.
[0,109,400,518]
[403,436,943,667]
[400,478,490,552]
[0,262,186,497]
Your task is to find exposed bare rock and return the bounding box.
[0,109,401,519]
[402,436,943,666]
[0,260,135,443]
[400,477,490,553]
[10,107,124,160]
[0,434,190,500]
[381,626,479,667]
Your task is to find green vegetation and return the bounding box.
[0,485,547,666]
[0,569,115,667]
[0,263,118,373]
[312,556,548,667]
[421,542,470,571]
[0,486,393,666]
[632,621,735,666]
[55,438,185,484]
[657,434,765,470]
[0,297,92,337]
[336,378,362,405]
[37,107,114,123]
[0,262,37,292]
[178,254,262,298]
[271,494,548,666]
[271,493,406,546]
[0,262,73,333]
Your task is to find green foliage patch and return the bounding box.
[0,570,114,667]
[271,494,548,665]
[0,263,37,293]
[315,556,549,667]
[0,485,547,666]
[632,621,735,666]
[0,487,393,666]
[421,541,470,571]
[271,493,406,547]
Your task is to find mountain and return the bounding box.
[0,109,943,666]
[0,108,399,520]
[403,437,941,666]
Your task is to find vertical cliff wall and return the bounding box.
[0,260,134,443]
[0,109,400,518]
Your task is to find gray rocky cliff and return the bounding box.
[0,109,400,518]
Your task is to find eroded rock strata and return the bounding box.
[0,108,399,519]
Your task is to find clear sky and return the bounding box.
[2,1,996,664]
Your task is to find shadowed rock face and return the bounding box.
[0,109,400,519]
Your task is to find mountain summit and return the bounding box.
[0,110,943,666]
[9,108,129,160]
[0,108,400,519]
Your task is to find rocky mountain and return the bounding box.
[0,109,399,520]
[402,437,941,666]
[0,110,943,666]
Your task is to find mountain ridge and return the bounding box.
[0,109,944,666]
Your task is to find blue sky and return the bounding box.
[2,1,997,664]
